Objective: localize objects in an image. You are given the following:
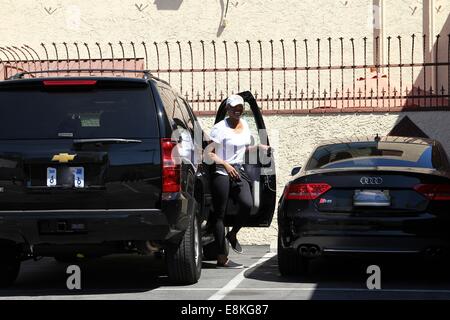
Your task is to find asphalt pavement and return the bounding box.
[1,245,450,300]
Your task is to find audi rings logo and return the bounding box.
[360,177,383,185]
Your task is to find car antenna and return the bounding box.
[374,134,381,142]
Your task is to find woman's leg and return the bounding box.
[228,178,253,237]
[210,174,230,260]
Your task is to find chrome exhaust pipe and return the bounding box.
[298,245,322,257]
[309,246,318,257]
[299,245,309,256]
[134,241,161,254]
[310,245,322,257]
[145,241,160,253]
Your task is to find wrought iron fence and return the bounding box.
[0,35,449,114]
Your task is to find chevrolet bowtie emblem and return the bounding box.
[52,153,76,163]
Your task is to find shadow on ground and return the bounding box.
[244,254,450,289]
[0,254,207,297]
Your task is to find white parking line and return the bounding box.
[156,287,450,294]
[208,252,276,300]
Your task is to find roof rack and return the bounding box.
[7,69,153,80]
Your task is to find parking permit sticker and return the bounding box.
[71,167,85,188]
[47,167,57,187]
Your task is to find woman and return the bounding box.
[207,94,270,269]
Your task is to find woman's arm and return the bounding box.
[205,142,241,181]
[245,144,272,155]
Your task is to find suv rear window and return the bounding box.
[0,86,158,140]
[306,141,438,170]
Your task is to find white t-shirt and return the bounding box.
[209,118,252,175]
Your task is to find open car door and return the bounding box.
[215,91,276,227]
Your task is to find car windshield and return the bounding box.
[306,141,438,170]
[0,86,158,140]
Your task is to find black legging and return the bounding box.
[210,167,253,255]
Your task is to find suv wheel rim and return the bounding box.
[194,215,200,266]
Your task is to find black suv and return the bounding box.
[0,71,276,287]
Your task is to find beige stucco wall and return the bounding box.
[1,0,447,62]
[0,0,373,45]
[198,111,450,245]
[1,0,445,45]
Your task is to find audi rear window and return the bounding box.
[306,141,437,170]
[0,85,158,140]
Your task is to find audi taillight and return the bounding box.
[414,184,450,201]
[284,183,331,200]
[161,138,181,193]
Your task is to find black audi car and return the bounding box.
[277,136,450,275]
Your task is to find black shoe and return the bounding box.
[226,233,243,254]
[216,259,244,269]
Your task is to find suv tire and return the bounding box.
[166,210,202,285]
[0,246,20,288]
[277,234,308,276]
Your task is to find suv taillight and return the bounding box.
[161,138,181,193]
[284,183,331,200]
[43,80,97,86]
[414,184,450,201]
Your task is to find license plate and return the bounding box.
[46,167,57,187]
[354,190,390,207]
[71,167,85,188]
[46,167,84,188]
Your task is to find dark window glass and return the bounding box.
[177,97,195,133]
[306,141,436,170]
[158,86,177,119]
[158,87,195,161]
[158,87,189,131]
[0,87,158,140]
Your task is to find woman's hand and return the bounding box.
[224,163,241,181]
[259,144,272,156]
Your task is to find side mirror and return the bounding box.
[291,166,301,176]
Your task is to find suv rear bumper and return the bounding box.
[0,209,178,245]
